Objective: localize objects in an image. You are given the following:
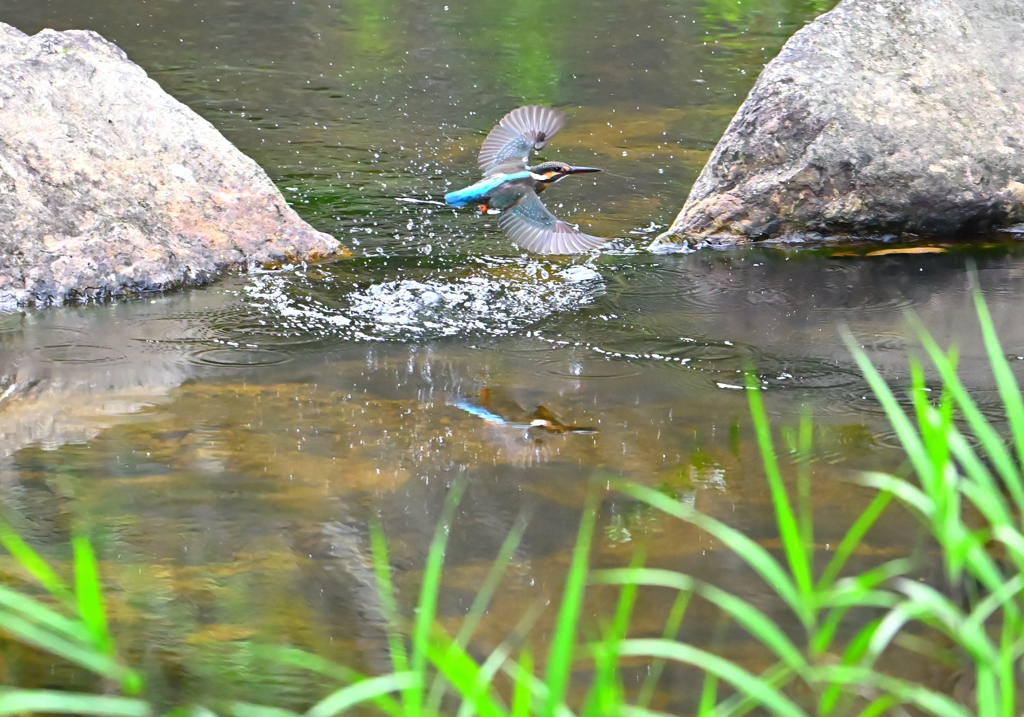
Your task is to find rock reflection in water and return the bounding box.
[0,290,218,463]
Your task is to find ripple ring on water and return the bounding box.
[40,343,126,364]
[189,347,292,367]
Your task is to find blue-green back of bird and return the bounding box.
[444,171,535,210]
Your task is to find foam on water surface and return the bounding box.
[242,260,606,342]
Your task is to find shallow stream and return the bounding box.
[3,0,1024,710]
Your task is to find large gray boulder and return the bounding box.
[652,0,1024,249]
[0,23,342,307]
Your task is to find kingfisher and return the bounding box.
[445,105,606,254]
[454,386,597,435]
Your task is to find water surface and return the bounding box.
[2,0,1024,710]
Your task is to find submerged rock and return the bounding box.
[0,23,343,306]
[652,0,1024,249]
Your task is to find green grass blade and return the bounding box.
[869,468,1006,596]
[822,558,912,607]
[510,648,533,717]
[908,358,950,484]
[907,355,969,585]
[815,607,854,654]
[855,695,899,717]
[250,646,403,717]
[369,519,412,712]
[541,482,599,717]
[613,482,801,613]
[0,583,92,643]
[0,690,151,717]
[863,601,926,668]
[609,546,645,644]
[306,672,420,717]
[0,523,73,603]
[697,672,718,717]
[904,311,1024,510]
[892,633,960,669]
[0,608,125,680]
[500,654,575,717]
[893,579,998,666]
[840,330,936,491]
[592,568,805,671]
[946,432,1012,525]
[998,614,1019,717]
[454,512,529,649]
[959,541,1016,598]
[746,375,812,616]
[707,663,795,717]
[582,545,644,717]
[973,281,1024,499]
[426,634,509,717]
[410,480,467,715]
[796,407,814,571]
[813,665,972,717]
[617,639,806,717]
[427,512,530,715]
[455,599,546,717]
[858,472,933,517]
[251,645,364,682]
[975,664,997,717]
[962,574,1022,641]
[636,588,690,710]
[816,491,893,591]
[815,559,910,653]
[72,533,112,655]
[992,524,1024,572]
[818,617,884,716]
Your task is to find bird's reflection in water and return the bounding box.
[453,386,597,466]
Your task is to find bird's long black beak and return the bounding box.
[568,166,601,174]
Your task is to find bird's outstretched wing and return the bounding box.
[498,192,606,255]
[478,105,565,175]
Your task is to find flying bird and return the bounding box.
[445,105,606,255]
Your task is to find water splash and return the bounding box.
[242,259,605,342]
